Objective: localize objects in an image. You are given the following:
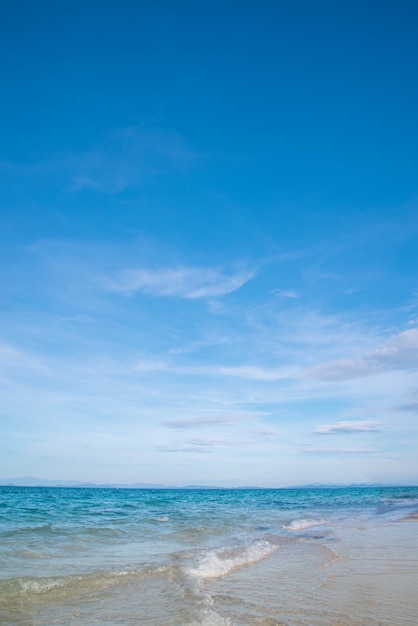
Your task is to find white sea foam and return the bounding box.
[188,609,233,625]
[13,576,68,594]
[2,568,143,597]
[188,540,278,580]
[18,549,44,559]
[152,515,169,522]
[283,518,329,531]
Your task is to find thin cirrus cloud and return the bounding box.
[313,420,384,435]
[216,365,292,381]
[184,438,249,448]
[162,415,249,430]
[0,343,48,374]
[301,448,376,455]
[156,446,213,454]
[271,289,300,299]
[162,411,266,430]
[0,127,196,196]
[397,402,418,412]
[103,266,254,299]
[306,327,418,381]
[71,126,198,194]
[132,360,293,381]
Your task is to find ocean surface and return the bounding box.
[1,486,418,625]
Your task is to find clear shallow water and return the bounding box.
[1,486,418,625]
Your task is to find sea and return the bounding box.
[1,486,418,625]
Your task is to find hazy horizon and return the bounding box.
[2,476,417,490]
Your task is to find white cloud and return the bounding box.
[301,448,376,455]
[216,365,293,381]
[373,328,418,367]
[0,127,197,197]
[162,414,252,429]
[184,437,249,448]
[313,420,384,435]
[307,357,378,381]
[397,402,418,413]
[131,360,294,381]
[103,266,254,299]
[71,127,197,194]
[0,344,48,374]
[251,428,277,438]
[307,327,418,381]
[132,360,168,373]
[271,289,300,298]
[157,446,213,454]
[169,335,233,355]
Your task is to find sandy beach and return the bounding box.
[402,511,418,521]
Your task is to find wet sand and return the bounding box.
[402,512,418,522]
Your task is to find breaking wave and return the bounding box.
[187,540,278,580]
[283,518,329,531]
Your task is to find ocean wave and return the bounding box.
[0,575,70,596]
[378,497,418,515]
[0,566,168,598]
[188,609,233,625]
[187,540,278,580]
[283,518,329,531]
[16,549,45,559]
[1,523,56,537]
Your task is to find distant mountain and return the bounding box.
[0,477,407,489]
[0,477,263,489]
[0,477,168,488]
[290,482,392,489]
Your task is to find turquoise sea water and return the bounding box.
[1,486,418,625]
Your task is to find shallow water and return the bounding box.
[1,486,417,625]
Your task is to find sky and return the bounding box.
[1,0,418,487]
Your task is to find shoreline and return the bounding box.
[401,512,418,522]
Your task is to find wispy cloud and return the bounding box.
[373,328,418,367]
[131,360,293,381]
[307,357,377,381]
[307,327,418,381]
[0,126,197,196]
[216,365,292,381]
[3,235,418,485]
[169,335,233,355]
[251,428,277,439]
[184,437,249,448]
[157,446,213,454]
[103,266,254,299]
[0,344,48,374]
[301,448,376,455]
[271,289,300,299]
[162,414,250,429]
[70,126,197,194]
[397,402,418,412]
[313,420,384,435]
[71,127,198,194]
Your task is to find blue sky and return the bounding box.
[1,0,418,486]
